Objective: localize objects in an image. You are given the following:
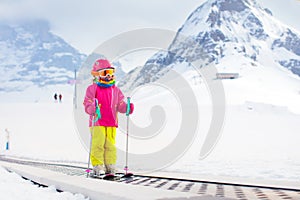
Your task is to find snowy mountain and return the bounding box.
[119,0,300,90]
[0,20,86,92]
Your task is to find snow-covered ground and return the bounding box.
[0,57,300,199]
[0,85,90,200]
[0,166,88,200]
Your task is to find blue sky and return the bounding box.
[0,0,299,54]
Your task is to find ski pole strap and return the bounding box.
[126,97,131,116]
[93,99,101,122]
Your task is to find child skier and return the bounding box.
[83,59,134,175]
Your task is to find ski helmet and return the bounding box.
[91,59,114,74]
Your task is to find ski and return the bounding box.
[88,172,134,181]
[89,173,116,180]
[116,172,134,179]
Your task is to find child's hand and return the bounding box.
[118,101,134,114]
[86,104,96,115]
[129,103,134,114]
[85,98,97,115]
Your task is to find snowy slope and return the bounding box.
[1,82,300,183]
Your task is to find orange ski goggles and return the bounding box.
[91,68,115,78]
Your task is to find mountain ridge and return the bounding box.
[0,19,86,92]
[118,0,300,91]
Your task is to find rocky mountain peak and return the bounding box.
[119,0,300,90]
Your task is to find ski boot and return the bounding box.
[93,165,105,176]
[105,164,117,174]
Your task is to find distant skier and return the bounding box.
[54,93,58,102]
[59,94,62,102]
[83,59,134,175]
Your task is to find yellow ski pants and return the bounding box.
[90,126,117,167]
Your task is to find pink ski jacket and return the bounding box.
[83,83,128,127]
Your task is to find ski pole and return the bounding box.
[124,97,131,174]
[86,99,100,178]
[86,114,95,178]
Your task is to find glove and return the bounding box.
[129,103,134,114]
[85,98,97,115]
[118,101,134,114]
